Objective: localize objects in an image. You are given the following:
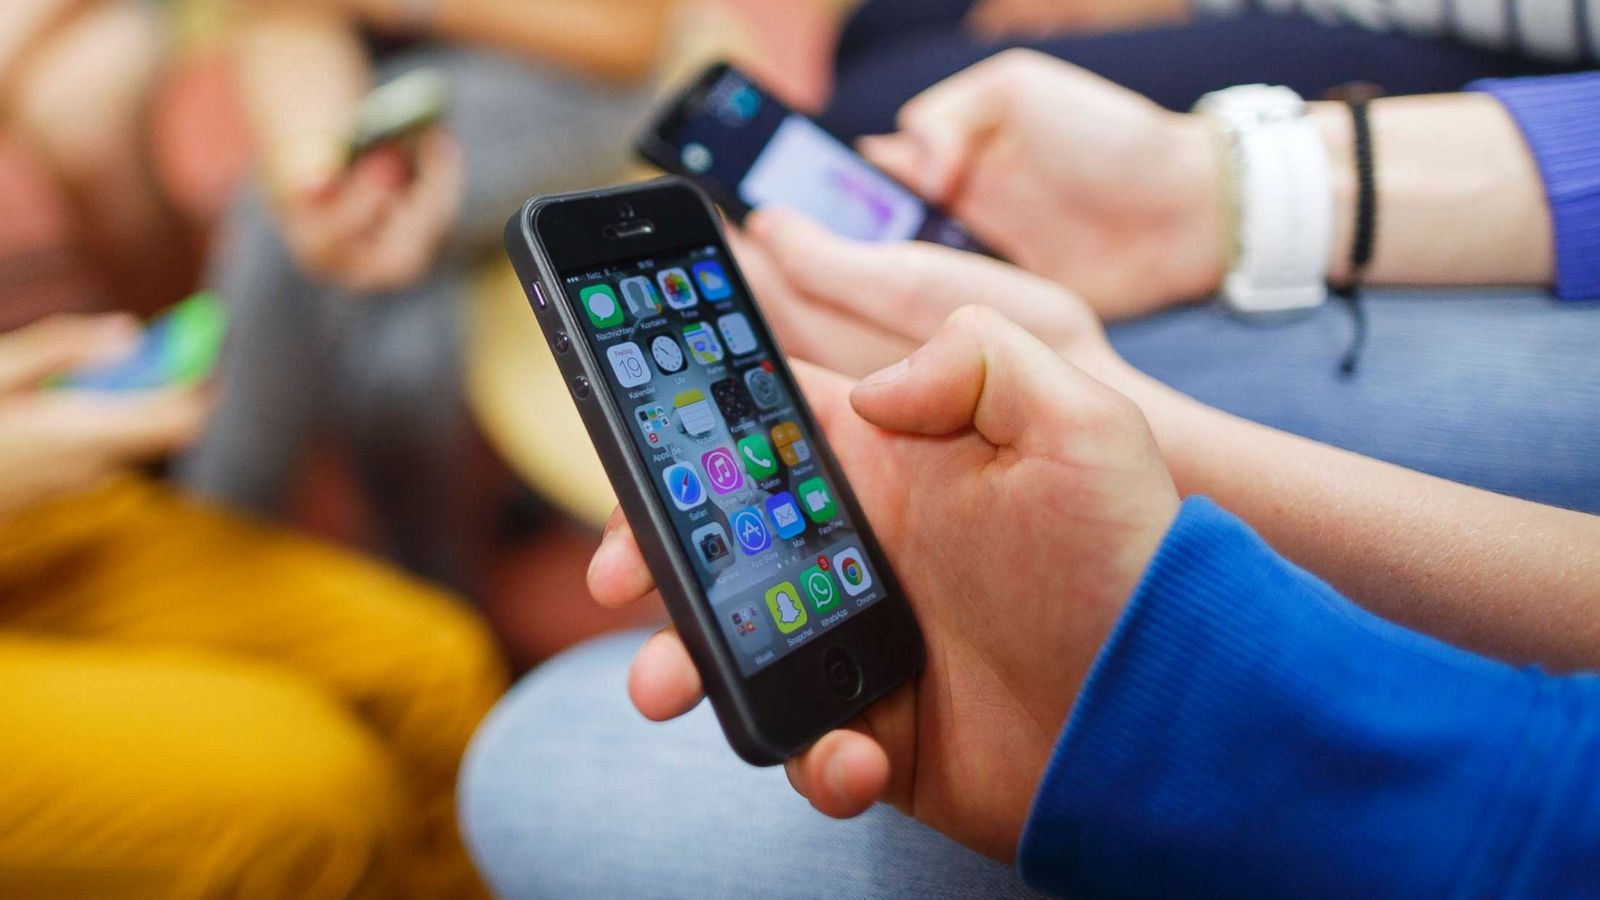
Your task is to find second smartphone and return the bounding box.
[505,179,924,765]
[638,62,992,254]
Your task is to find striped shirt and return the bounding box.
[1196,0,1600,63]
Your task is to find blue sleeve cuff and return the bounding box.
[1470,73,1600,301]
[1016,497,1600,898]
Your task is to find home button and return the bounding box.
[822,646,862,700]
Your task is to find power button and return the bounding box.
[572,376,591,399]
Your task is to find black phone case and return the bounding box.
[503,179,922,765]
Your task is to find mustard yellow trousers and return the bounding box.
[0,478,508,899]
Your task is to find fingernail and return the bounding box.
[825,751,854,801]
[859,358,909,387]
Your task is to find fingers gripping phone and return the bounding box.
[638,62,992,254]
[504,179,924,765]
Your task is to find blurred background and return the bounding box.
[0,0,856,672]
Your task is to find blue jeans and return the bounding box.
[459,631,1046,899]
[1110,289,1600,515]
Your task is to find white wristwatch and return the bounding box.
[1195,85,1334,314]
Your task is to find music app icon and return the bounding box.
[700,447,744,495]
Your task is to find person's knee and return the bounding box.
[458,633,646,858]
[162,666,414,898]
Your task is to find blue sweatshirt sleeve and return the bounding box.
[1017,498,1600,898]
[1469,72,1600,301]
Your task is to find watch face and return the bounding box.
[651,334,687,374]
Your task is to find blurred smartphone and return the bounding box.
[637,62,993,254]
[59,292,227,392]
[349,68,449,160]
[504,179,925,765]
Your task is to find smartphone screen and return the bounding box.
[642,65,988,253]
[562,242,886,677]
[59,292,227,392]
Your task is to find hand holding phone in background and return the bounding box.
[0,315,210,518]
[855,50,1225,320]
[267,68,462,295]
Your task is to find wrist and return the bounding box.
[1310,103,1357,285]
[1159,113,1230,301]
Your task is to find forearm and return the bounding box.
[427,0,671,83]
[1314,92,1554,289]
[1111,364,1600,672]
[236,3,369,192]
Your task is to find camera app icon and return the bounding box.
[691,522,733,573]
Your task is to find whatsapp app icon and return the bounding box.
[801,565,839,614]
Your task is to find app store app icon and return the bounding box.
[729,506,771,556]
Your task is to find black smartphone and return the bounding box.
[637,62,991,254]
[504,178,924,765]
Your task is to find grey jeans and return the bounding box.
[459,630,1047,900]
[179,47,649,586]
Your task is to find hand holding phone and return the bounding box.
[589,293,1183,861]
[505,179,925,764]
[638,63,992,254]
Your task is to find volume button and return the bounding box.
[572,376,591,399]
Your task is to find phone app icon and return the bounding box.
[797,477,837,524]
[765,581,808,634]
[658,268,698,309]
[801,564,839,613]
[764,491,806,540]
[650,334,686,375]
[620,276,663,318]
[716,312,758,355]
[634,403,673,448]
[730,604,761,637]
[682,322,725,365]
[737,434,779,480]
[832,546,874,597]
[691,522,733,573]
[662,463,706,511]
[771,421,812,467]
[581,284,625,328]
[606,342,651,388]
[694,261,733,301]
[711,377,752,424]
[744,366,784,410]
[729,506,771,556]
[701,447,744,494]
[673,389,717,438]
